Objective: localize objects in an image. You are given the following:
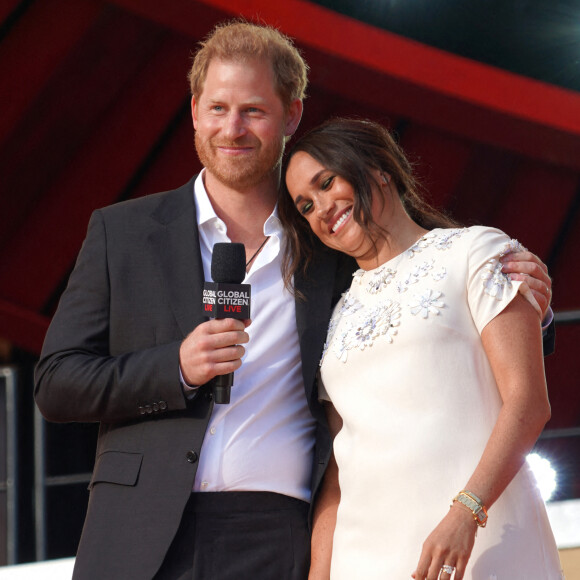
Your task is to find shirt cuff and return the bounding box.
[542,307,554,334]
[180,367,200,400]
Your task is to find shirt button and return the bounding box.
[186,451,198,463]
[209,427,216,435]
[201,481,209,489]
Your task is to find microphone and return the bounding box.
[202,243,251,404]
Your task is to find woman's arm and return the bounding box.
[309,403,343,580]
[413,294,550,580]
[500,249,555,355]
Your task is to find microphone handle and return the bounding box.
[212,372,233,404]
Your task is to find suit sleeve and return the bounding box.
[34,210,189,424]
[542,317,556,356]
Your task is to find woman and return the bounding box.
[279,118,563,579]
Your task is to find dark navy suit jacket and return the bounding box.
[35,177,355,579]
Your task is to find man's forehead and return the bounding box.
[199,57,281,101]
[207,55,274,75]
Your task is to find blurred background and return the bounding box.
[0,0,579,575]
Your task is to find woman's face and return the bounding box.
[285,151,378,260]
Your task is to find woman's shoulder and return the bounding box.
[458,225,525,257]
[425,225,518,252]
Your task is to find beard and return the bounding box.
[195,132,285,190]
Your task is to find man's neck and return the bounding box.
[203,170,279,245]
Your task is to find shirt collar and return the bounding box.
[194,169,220,228]
[194,169,283,239]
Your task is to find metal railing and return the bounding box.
[33,406,91,561]
[0,367,18,566]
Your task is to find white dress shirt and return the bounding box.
[191,171,316,502]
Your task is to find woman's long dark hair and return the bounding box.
[279,117,458,291]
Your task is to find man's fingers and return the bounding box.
[179,318,250,385]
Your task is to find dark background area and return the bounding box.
[314,0,580,91]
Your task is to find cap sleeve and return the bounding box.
[467,226,541,334]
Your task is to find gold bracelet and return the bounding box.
[452,490,488,527]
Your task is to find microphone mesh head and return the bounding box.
[211,243,246,284]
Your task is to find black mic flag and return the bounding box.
[203,243,251,404]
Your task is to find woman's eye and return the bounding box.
[300,201,313,215]
[321,176,334,190]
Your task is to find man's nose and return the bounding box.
[223,111,246,139]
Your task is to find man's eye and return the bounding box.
[300,201,313,215]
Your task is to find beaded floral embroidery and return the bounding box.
[332,300,401,363]
[482,239,526,300]
[396,260,433,293]
[408,289,445,318]
[321,291,363,361]
[408,228,465,257]
[322,228,518,364]
[434,228,465,250]
[431,266,447,282]
[367,267,396,294]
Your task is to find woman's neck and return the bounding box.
[356,203,429,271]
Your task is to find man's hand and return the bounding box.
[179,318,251,386]
[500,250,552,320]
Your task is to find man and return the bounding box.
[34,20,554,580]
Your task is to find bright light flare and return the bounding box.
[527,452,557,502]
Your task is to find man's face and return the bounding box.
[192,58,302,191]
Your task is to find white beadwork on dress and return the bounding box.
[431,266,447,281]
[408,289,445,318]
[322,230,534,364]
[481,239,526,301]
[366,267,396,294]
[331,299,401,363]
[324,230,461,363]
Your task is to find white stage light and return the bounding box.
[527,452,557,502]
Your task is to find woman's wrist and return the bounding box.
[449,501,479,532]
[452,490,488,528]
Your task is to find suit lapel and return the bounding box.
[294,244,339,402]
[148,179,208,338]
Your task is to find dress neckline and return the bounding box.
[356,229,440,275]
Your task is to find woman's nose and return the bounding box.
[316,196,335,219]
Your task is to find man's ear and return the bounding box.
[191,96,198,130]
[285,99,303,137]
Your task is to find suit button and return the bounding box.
[186,451,198,463]
[138,406,146,415]
[145,405,153,414]
[159,401,167,411]
[152,402,159,412]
